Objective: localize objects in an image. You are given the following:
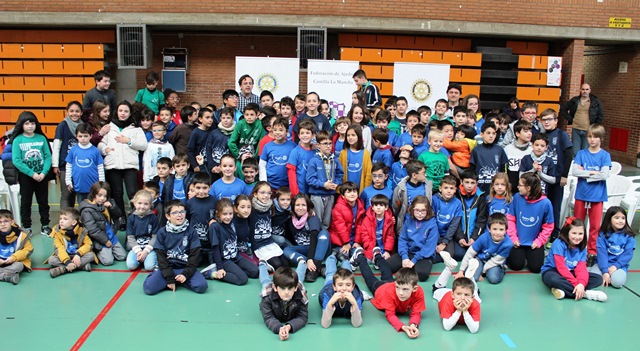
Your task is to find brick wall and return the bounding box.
[583,47,640,165]
[1,0,637,29]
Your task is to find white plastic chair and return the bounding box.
[0,162,21,225]
[559,161,577,223]
[621,175,640,226]
[610,161,622,175]
[563,174,632,225]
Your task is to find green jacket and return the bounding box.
[227,119,265,158]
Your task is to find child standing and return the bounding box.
[187,108,215,172]
[0,210,33,284]
[431,176,464,260]
[161,154,195,204]
[168,105,198,156]
[470,122,508,192]
[65,123,105,203]
[307,130,344,230]
[11,111,52,235]
[260,117,297,190]
[126,190,158,271]
[185,173,217,263]
[375,110,399,147]
[455,171,485,257]
[293,92,331,137]
[79,182,126,266]
[52,101,82,209]
[143,200,208,295]
[210,154,249,201]
[418,129,449,191]
[389,145,412,190]
[519,133,558,195]
[271,187,292,247]
[143,121,175,181]
[474,173,512,238]
[233,195,255,263]
[339,125,372,194]
[158,106,177,139]
[595,206,636,288]
[332,117,350,157]
[372,128,394,166]
[541,217,607,301]
[134,71,164,114]
[572,123,611,264]
[348,104,372,153]
[206,107,235,180]
[392,159,433,233]
[506,173,554,273]
[259,266,308,341]
[287,119,316,197]
[228,103,264,161]
[48,208,94,278]
[504,119,533,193]
[318,255,364,328]
[360,163,393,209]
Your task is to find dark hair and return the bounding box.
[220,153,236,165]
[94,70,110,82]
[600,206,635,237]
[333,268,355,285]
[139,107,155,123]
[159,105,174,117]
[172,153,189,165]
[521,101,538,112]
[513,119,532,135]
[234,194,251,207]
[558,217,587,250]
[417,105,431,115]
[76,123,92,136]
[480,121,497,134]
[395,267,419,286]
[487,212,508,230]
[222,89,239,100]
[205,104,217,112]
[372,128,389,144]
[408,195,433,220]
[92,99,110,127]
[165,200,185,217]
[446,83,462,95]
[395,96,408,105]
[280,96,295,109]
[163,88,178,102]
[316,130,331,143]
[371,162,389,174]
[385,96,397,107]
[220,107,235,119]
[260,90,274,100]
[0,209,13,220]
[191,172,212,187]
[370,194,390,207]
[428,119,439,130]
[214,198,234,220]
[520,173,543,200]
[437,120,454,130]
[352,69,367,79]
[347,104,370,126]
[291,193,314,216]
[145,71,159,85]
[261,115,274,131]
[452,277,474,292]
[67,100,82,111]
[260,107,277,119]
[406,159,425,178]
[143,181,160,195]
[411,124,427,137]
[531,133,549,145]
[244,102,260,115]
[115,100,134,125]
[89,181,110,201]
[272,266,298,289]
[275,186,292,200]
[250,181,272,199]
[298,119,316,134]
[376,109,392,123]
[198,107,213,119]
[460,169,478,182]
[406,110,420,121]
[339,181,359,195]
[11,111,44,143]
[238,74,253,87]
[457,124,476,139]
[157,157,173,168]
[241,157,258,171]
[151,121,166,130]
[180,106,197,121]
[453,106,467,117]
[344,125,364,151]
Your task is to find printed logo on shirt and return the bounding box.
[564,258,579,270]
[436,211,451,224]
[75,156,95,168]
[478,165,498,185]
[23,148,45,173]
[193,222,208,242]
[211,147,226,165]
[518,211,540,227]
[269,154,288,166]
[348,162,362,173]
[608,244,623,256]
[254,218,272,240]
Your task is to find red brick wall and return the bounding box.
[2,0,637,29]
[583,47,640,164]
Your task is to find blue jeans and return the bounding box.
[476,260,505,284]
[542,269,603,297]
[143,268,208,295]
[571,128,588,157]
[259,260,307,290]
[323,255,353,287]
[283,230,331,264]
[126,250,158,271]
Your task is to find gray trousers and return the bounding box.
[96,242,126,266]
[59,170,75,210]
[311,195,335,230]
[0,262,25,274]
[49,252,95,269]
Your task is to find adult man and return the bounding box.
[353,69,381,108]
[82,70,116,112]
[559,84,604,156]
[445,83,462,117]
[237,74,261,112]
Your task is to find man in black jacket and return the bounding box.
[559,84,604,156]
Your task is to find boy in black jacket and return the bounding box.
[259,265,308,341]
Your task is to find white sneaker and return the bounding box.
[362,290,373,301]
[584,290,607,302]
[465,258,479,279]
[551,288,565,299]
[439,251,458,271]
[200,263,217,279]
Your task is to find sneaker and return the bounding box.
[258,259,274,273]
[362,290,373,301]
[319,264,326,277]
[83,263,92,272]
[372,247,382,270]
[432,284,440,293]
[332,248,349,263]
[41,226,52,237]
[200,263,217,279]
[304,269,320,283]
[439,251,458,271]
[465,258,480,279]
[545,241,553,250]
[585,290,607,302]
[8,273,19,285]
[50,266,66,278]
[349,247,364,267]
[551,288,565,299]
[586,254,597,267]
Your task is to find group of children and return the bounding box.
[0,71,636,340]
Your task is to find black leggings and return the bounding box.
[358,255,394,294]
[105,169,138,217]
[267,255,289,271]
[18,173,49,228]
[387,253,433,282]
[507,246,545,273]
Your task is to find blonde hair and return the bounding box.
[132,189,153,204]
[428,129,444,141]
[587,123,606,140]
[489,172,512,204]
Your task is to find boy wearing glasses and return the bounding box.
[306,130,344,230]
[361,162,393,210]
[143,121,175,182]
[143,200,208,295]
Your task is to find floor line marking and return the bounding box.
[31,267,147,273]
[69,271,139,351]
[623,285,640,299]
[500,333,517,348]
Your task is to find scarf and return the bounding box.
[530,151,546,164]
[64,116,81,136]
[0,229,10,245]
[218,122,236,136]
[317,151,335,182]
[274,198,290,213]
[112,118,133,130]
[292,213,308,230]
[252,197,273,213]
[166,219,189,233]
[66,228,78,241]
[513,140,530,151]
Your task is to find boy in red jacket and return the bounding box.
[329,182,365,260]
[354,194,395,269]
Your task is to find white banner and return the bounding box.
[393,62,450,110]
[235,57,300,101]
[307,59,359,117]
[547,56,562,86]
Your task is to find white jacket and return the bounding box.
[98,123,147,170]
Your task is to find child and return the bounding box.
[409,123,429,155]
[143,200,208,295]
[339,125,372,193]
[504,119,533,193]
[572,123,611,264]
[431,175,464,260]
[158,106,177,139]
[79,182,126,266]
[161,154,195,204]
[233,195,255,263]
[206,107,235,180]
[392,96,409,134]
[360,163,393,209]
[260,117,296,190]
[318,255,364,328]
[152,157,172,202]
[294,93,307,119]
[272,187,292,247]
[470,122,508,192]
[332,117,350,157]
[88,99,111,146]
[168,105,198,156]
[389,145,412,190]
[259,265,308,341]
[241,158,258,193]
[446,83,462,117]
[595,206,636,288]
[432,269,481,334]
[162,89,182,127]
[329,182,366,258]
[280,96,296,138]
[455,170,485,257]
[214,89,243,124]
[283,194,331,282]
[392,159,433,233]
[450,105,467,127]
[387,195,441,281]
[137,107,154,142]
[185,173,217,263]
[228,103,265,160]
[541,217,607,301]
[457,213,513,284]
[48,208,94,278]
[307,130,344,230]
[210,154,249,201]
[143,121,175,181]
[250,181,289,270]
[348,104,372,153]
[372,128,393,166]
[134,71,164,114]
[143,181,164,225]
[0,210,32,284]
[395,112,420,148]
[506,173,554,273]
[353,69,381,108]
[418,129,449,191]
[187,107,215,172]
[65,123,105,203]
[418,105,432,125]
[11,111,52,235]
[257,115,275,156]
[375,110,399,146]
[430,99,453,124]
[126,190,159,271]
[519,133,557,195]
[444,123,476,174]
[293,92,331,136]
[53,101,82,209]
[287,119,316,197]
[202,198,259,285]
[356,194,395,265]
[473,173,512,238]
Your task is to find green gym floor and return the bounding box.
[3,166,640,351]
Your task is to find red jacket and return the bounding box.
[356,207,395,259]
[329,196,365,246]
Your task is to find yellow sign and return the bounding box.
[609,17,632,28]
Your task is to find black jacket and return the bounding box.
[259,282,308,334]
[560,94,604,126]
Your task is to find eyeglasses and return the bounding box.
[152,129,166,132]
[523,111,537,115]
[0,219,12,224]
[169,210,186,216]
[541,118,556,122]
[414,209,427,214]
[372,174,386,179]
[319,142,332,146]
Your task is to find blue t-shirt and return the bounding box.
[376,218,385,251]
[65,144,104,193]
[372,147,394,166]
[470,143,509,192]
[541,239,586,274]
[287,145,316,195]
[431,194,463,237]
[471,232,513,263]
[261,140,297,189]
[172,178,186,203]
[390,162,407,190]
[574,148,611,202]
[334,139,345,158]
[395,132,412,147]
[210,177,249,202]
[508,194,554,246]
[346,149,365,188]
[406,182,427,208]
[360,185,393,209]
